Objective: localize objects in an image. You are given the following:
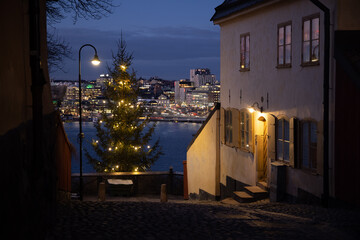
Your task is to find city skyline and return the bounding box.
[49,0,223,81]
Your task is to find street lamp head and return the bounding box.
[91,54,101,66]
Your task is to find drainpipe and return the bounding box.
[309,0,330,208]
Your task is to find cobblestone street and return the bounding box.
[46,197,360,240]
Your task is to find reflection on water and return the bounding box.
[64,121,201,173]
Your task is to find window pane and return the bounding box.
[246,115,249,132]
[245,132,249,146]
[240,53,245,68]
[303,41,310,62]
[302,123,309,168]
[304,20,310,41]
[278,27,284,45]
[245,51,250,68]
[241,36,245,52]
[285,45,291,64]
[241,131,245,147]
[311,40,319,62]
[278,46,284,65]
[284,120,289,141]
[312,18,319,40]
[284,141,289,161]
[310,122,317,144]
[277,140,283,160]
[246,35,250,51]
[285,25,291,44]
[241,112,245,130]
[277,119,283,140]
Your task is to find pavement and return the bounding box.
[46,195,360,240]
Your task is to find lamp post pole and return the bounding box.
[78,44,100,201]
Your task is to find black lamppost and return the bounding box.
[78,44,100,201]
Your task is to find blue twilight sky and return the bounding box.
[49,0,223,81]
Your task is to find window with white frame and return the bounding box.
[240,33,250,71]
[302,14,320,65]
[301,121,317,170]
[278,22,292,67]
[240,110,252,150]
[276,118,290,162]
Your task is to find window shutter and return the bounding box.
[232,108,240,148]
[249,112,253,152]
[316,120,324,175]
[289,117,298,168]
[220,107,225,144]
[267,114,276,161]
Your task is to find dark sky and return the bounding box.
[49,0,223,81]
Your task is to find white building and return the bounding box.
[187,0,360,206]
[190,68,217,87]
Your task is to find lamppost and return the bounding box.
[78,44,100,201]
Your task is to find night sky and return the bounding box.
[49,0,223,81]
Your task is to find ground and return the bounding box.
[46,196,360,240]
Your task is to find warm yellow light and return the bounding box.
[147,145,151,149]
[116,165,119,169]
[108,147,112,151]
[91,54,101,66]
[120,65,127,71]
[134,167,138,172]
[248,107,255,113]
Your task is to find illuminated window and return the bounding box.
[302,14,320,65]
[277,118,290,161]
[240,33,250,71]
[277,22,292,67]
[301,121,317,170]
[240,110,252,150]
[225,110,233,145]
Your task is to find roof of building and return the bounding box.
[210,0,269,22]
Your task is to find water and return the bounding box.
[64,121,201,173]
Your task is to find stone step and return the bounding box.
[220,197,241,205]
[233,191,256,203]
[244,186,268,200]
[256,181,269,191]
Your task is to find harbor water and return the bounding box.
[64,121,201,173]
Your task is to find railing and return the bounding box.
[71,170,184,196]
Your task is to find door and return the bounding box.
[256,118,268,182]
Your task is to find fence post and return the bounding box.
[160,184,167,202]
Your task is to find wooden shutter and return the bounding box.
[220,107,225,144]
[249,112,253,152]
[289,117,298,168]
[232,108,240,148]
[316,120,324,175]
[267,114,276,161]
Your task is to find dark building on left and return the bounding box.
[0,0,72,238]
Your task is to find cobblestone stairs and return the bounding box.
[232,181,269,203]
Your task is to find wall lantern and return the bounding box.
[248,102,263,113]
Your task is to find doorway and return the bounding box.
[256,117,268,182]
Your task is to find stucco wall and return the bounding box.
[216,0,337,198]
[0,0,53,136]
[187,110,219,198]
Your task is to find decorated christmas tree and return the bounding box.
[86,38,162,172]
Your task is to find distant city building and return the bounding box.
[96,74,112,89]
[190,68,216,87]
[174,79,194,104]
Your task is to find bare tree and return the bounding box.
[46,0,116,73]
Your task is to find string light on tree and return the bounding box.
[85,37,162,173]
